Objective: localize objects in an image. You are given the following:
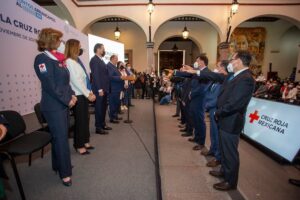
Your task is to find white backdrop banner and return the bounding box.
[0,0,89,115]
[88,34,124,64]
[243,97,300,162]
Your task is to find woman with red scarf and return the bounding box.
[34,28,76,187]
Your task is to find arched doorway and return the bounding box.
[157,36,201,74]
[84,16,147,72]
[230,15,300,80]
[153,16,220,72]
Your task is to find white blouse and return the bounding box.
[66,58,91,97]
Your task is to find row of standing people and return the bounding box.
[33,28,134,187]
[169,51,255,191]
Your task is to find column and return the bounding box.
[146,42,155,73]
[296,44,300,81]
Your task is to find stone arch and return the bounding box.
[81,15,147,39]
[155,35,203,54]
[153,14,223,43]
[54,0,77,27]
[231,14,300,34]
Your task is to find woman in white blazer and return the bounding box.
[65,39,96,155]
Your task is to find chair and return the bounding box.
[0,110,51,200]
[34,103,75,138]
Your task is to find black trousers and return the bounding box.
[95,93,108,129]
[73,95,90,148]
[219,129,240,187]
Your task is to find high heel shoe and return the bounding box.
[85,145,95,150]
[62,178,72,187]
[74,147,90,155]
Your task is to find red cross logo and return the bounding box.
[249,110,260,123]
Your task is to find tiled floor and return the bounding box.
[155,103,300,200]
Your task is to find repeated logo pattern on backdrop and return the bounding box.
[0,0,89,115]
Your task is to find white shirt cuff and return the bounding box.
[196,70,201,76]
[98,89,103,93]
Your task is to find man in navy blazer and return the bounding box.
[90,43,111,134]
[107,55,124,123]
[173,55,211,151]
[181,50,255,191]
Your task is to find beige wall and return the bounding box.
[238,20,300,79]
[88,22,147,72]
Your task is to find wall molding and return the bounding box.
[71,0,300,7]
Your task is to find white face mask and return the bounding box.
[57,41,65,54]
[227,63,234,73]
[213,69,219,73]
[193,62,199,69]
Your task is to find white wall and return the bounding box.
[88,22,147,72]
[238,20,300,79]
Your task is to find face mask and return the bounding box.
[213,69,219,73]
[227,63,234,73]
[193,62,199,69]
[79,48,83,56]
[288,85,293,88]
[57,41,65,54]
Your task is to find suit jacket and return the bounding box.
[34,52,74,111]
[175,67,211,100]
[0,115,8,126]
[107,62,124,93]
[205,83,221,111]
[194,69,255,134]
[90,55,110,94]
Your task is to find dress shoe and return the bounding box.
[188,138,196,143]
[179,128,187,132]
[209,170,224,178]
[177,118,181,121]
[201,150,214,156]
[206,159,221,167]
[103,126,112,130]
[129,104,134,107]
[192,145,204,151]
[289,179,300,187]
[178,125,185,128]
[172,114,179,117]
[116,117,123,120]
[181,133,192,137]
[213,181,236,191]
[110,119,119,124]
[95,129,109,135]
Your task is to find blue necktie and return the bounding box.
[78,58,92,90]
[228,74,234,81]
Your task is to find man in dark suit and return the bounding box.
[173,55,211,151]
[90,43,111,134]
[184,50,255,191]
[107,55,124,123]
